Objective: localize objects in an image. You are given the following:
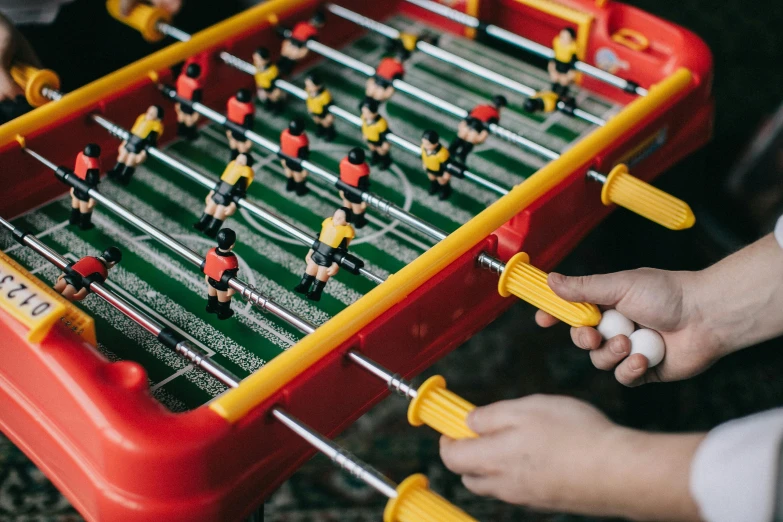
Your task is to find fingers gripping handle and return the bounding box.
[10,63,60,107]
[106,0,171,41]
[601,164,695,230]
[498,253,601,327]
[408,376,477,440]
[384,474,478,522]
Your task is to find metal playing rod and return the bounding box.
[347,350,417,400]
[326,3,607,126]
[90,115,386,286]
[402,0,648,96]
[159,84,451,244]
[0,217,241,387]
[218,52,510,196]
[20,146,317,335]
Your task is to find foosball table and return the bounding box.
[0,0,712,519]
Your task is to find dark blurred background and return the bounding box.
[0,0,782,520]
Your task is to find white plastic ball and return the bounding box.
[597,309,635,340]
[629,328,665,367]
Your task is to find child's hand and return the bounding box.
[0,13,40,101]
[440,395,703,520]
[119,0,183,16]
[536,268,722,386]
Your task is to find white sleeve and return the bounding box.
[775,215,783,250]
[690,408,783,522]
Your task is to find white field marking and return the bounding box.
[22,210,268,374]
[150,385,189,412]
[29,263,51,275]
[101,169,361,311]
[151,365,194,392]
[3,219,69,254]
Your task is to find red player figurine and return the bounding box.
[175,63,203,141]
[448,94,507,163]
[203,228,239,320]
[54,247,122,302]
[304,73,336,141]
[279,118,310,196]
[278,10,325,76]
[69,144,101,230]
[421,130,453,200]
[365,50,407,102]
[225,88,255,164]
[195,154,255,238]
[359,97,392,170]
[294,207,355,301]
[548,27,578,98]
[339,147,370,229]
[252,47,283,114]
[108,105,164,185]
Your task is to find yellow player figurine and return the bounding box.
[359,97,392,170]
[304,73,336,142]
[294,207,355,301]
[421,130,452,200]
[108,105,164,185]
[194,154,255,238]
[252,47,283,114]
[548,27,578,98]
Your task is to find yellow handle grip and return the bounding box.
[498,252,601,327]
[601,164,695,230]
[106,0,171,42]
[407,375,477,440]
[384,474,478,522]
[10,63,60,107]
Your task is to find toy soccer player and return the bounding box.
[279,118,310,196]
[252,47,283,114]
[225,88,255,163]
[523,90,562,115]
[294,207,354,301]
[278,10,325,76]
[421,130,452,200]
[449,94,507,163]
[548,27,578,97]
[359,97,391,170]
[202,228,239,320]
[69,143,101,230]
[365,50,407,102]
[108,105,164,185]
[338,147,370,229]
[194,153,255,238]
[304,73,336,141]
[54,247,122,302]
[174,63,203,140]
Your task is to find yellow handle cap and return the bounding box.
[498,252,601,327]
[407,375,477,440]
[384,474,478,522]
[601,164,695,230]
[10,63,60,107]
[106,0,171,42]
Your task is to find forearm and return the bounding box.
[690,234,783,355]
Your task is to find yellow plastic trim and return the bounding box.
[601,164,695,230]
[384,474,478,522]
[106,0,172,42]
[0,250,96,345]
[464,0,480,39]
[0,0,314,148]
[407,376,477,439]
[209,68,694,423]
[10,63,60,107]
[514,0,593,59]
[498,252,601,326]
[611,28,649,52]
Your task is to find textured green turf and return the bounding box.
[0,16,619,412]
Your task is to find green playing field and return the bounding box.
[0,15,620,411]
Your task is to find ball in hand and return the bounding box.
[597,309,635,340]
[629,328,665,367]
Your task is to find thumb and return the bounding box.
[120,0,137,16]
[548,272,631,306]
[0,68,22,101]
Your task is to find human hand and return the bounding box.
[440,395,703,520]
[536,268,720,386]
[119,0,183,17]
[0,13,41,101]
